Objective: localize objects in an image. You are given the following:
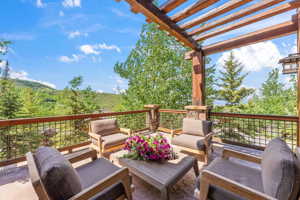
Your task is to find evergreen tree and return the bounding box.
[114,23,216,110]
[245,68,296,115]
[65,76,101,114]
[217,52,254,109]
[0,41,22,119]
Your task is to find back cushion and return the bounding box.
[182,118,212,136]
[35,147,82,200]
[261,138,296,200]
[90,119,119,136]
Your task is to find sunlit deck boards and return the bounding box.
[0,138,262,200]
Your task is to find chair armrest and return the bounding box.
[171,129,182,137]
[88,132,102,140]
[222,149,261,164]
[200,170,276,200]
[69,168,130,200]
[120,128,132,136]
[67,149,97,164]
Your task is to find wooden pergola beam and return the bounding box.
[188,0,285,36]
[160,0,187,13]
[121,0,200,50]
[180,0,253,30]
[202,19,297,55]
[171,0,220,22]
[195,1,300,42]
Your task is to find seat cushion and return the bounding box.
[171,134,206,151]
[261,138,296,200]
[182,118,212,136]
[91,119,119,136]
[102,133,129,148]
[76,158,125,200]
[34,146,82,200]
[196,157,263,200]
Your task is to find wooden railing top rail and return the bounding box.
[159,109,187,114]
[158,109,298,122]
[0,110,150,127]
[211,112,298,122]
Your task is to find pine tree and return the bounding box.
[114,23,216,110]
[245,68,296,115]
[65,76,101,114]
[0,41,22,119]
[217,52,254,108]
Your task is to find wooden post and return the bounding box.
[144,104,160,132]
[297,9,300,147]
[191,51,205,106]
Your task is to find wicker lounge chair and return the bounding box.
[89,118,131,156]
[195,138,300,200]
[171,118,214,163]
[26,147,133,200]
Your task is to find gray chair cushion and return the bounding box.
[171,134,207,151]
[34,146,82,200]
[196,157,263,200]
[76,158,125,200]
[91,119,119,136]
[102,133,129,148]
[261,138,296,200]
[182,118,212,136]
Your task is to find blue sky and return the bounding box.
[0,0,297,94]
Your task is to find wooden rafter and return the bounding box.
[202,19,297,55]
[160,0,187,13]
[195,1,300,42]
[119,0,200,50]
[188,0,286,36]
[171,0,220,22]
[180,0,253,30]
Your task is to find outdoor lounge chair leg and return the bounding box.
[122,174,133,200]
[193,159,199,177]
[199,178,209,200]
[161,188,170,200]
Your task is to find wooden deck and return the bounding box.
[0,139,262,200]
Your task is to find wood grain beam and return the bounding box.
[121,0,200,50]
[180,0,253,30]
[195,1,300,41]
[297,8,300,147]
[188,0,285,36]
[192,51,205,106]
[160,0,187,13]
[171,0,220,22]
[202,19,297,55]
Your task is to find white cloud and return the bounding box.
[97,89,103,93]
[62,0,81,8]
[218,41,282,72]
[97,43,121,53]
[59,54,83,63]
[79,43,121,55]
[59,11,65,17]
[79,45,100,55]
[36,0,45,8]
[68,31,88,39]
[113,87,126,94]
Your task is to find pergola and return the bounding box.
[116,0,300,144]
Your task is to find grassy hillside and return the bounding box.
[9,78,122,112]
[13,79,55,90]
[95,93,122,111]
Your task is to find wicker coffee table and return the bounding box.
[117,153,199,200]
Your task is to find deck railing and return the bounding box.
[0,110,150,162]
[158,109,298,150]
